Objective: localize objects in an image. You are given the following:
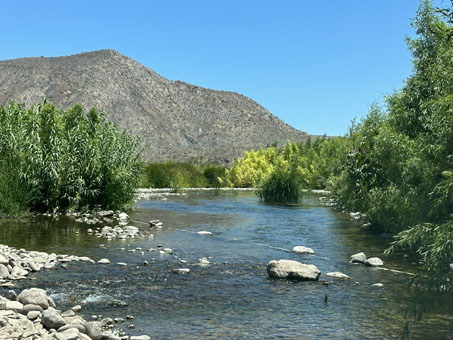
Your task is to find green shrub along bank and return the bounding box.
[0,102,142,216]
[141,162,227,190]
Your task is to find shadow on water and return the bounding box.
[0,191,452,339]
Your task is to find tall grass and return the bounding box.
[0,102,142,216]
[257,168,303,204]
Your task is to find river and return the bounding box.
[1,191,452,339]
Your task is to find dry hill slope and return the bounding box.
[0,49,309,163]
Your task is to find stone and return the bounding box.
[130,336,151,340]
[365,257,384,267]
[18,288,56,309]
[29,262,42,272]
[100,317,114,327]
[117,262,127,266]
[22,304,44,314]
[8,290,17,301]
[71,305,82,312]
[0,264,10,278]
[350,252,367,264]
[266,259,321,281]
[27,311,41,320]
[84,321,103,340]
[42,307,66,329]
[97,259,110,264]
[11,265,29,276]
[172,268,190,274]
[58,324,86,333]
[118,213,129,221]
[325,272,350,279]
[372,283,384,287]
[197,231,212,235]
[5,300,23,312]
[292,246,315,254]
[0,254,8,265]
[61,310,75,317]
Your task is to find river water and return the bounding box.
[1,191,452,339]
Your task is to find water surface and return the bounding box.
[1,191,452,339]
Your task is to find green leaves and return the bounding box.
[0,102,142,215]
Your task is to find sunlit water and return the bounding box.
[1,191,452,339]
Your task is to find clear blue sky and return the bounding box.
[0,1,443,136]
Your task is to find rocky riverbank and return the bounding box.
[0,287,150,340]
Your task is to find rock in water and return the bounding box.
[325,272,351,279]
[350,252,367,264]
[365,257,384,267]
[97,258,110,264]
[266,259,321,281]
[197,231,212,235]
[17,288,56,309]
[292,246,315,254]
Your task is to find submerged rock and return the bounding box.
[266,259,321,281]
[292,246,315,254]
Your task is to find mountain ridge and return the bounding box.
[0,49,309,164]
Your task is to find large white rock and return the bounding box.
[266,259,321,281]
[17,288,56,309]
[292,246,315,254]
[350,252,367,264]
[365,257,384,267]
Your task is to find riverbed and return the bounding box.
[1,191,452,339]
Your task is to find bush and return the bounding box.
[0,102,142,215]
[257,167,303,203]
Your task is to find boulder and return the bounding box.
[84,321,103,340]
[0,264,10,278]
[266,259,321,281]
[325,272,350,279]
[350,252,367,264]
[365,257,384,267]
[292,246,315,254]
[17,288,56,309]
[42,307,66,329]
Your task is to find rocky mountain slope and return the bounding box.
[0,49,309,163]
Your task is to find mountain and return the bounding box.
[0,49,309,164]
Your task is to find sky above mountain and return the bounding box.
[0,0,443,136]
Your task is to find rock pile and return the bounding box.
[0,245,94,286]
[0,288,150,340]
